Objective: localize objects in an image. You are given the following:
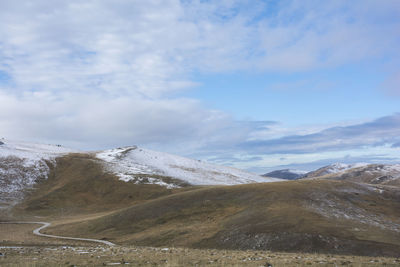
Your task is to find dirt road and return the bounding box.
[0,221,115,246]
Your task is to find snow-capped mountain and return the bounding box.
[355,164,400,185]
[0,139,75,209]
[0,140,282,209]
[96,146,282,187]
[303,163,369,178]
[320,164,400,186]
[302,162,400,186]
[262,169,308,180]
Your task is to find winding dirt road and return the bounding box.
[0,222,115,246]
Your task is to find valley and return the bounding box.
[1,140,400,266]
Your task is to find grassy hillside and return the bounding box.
[13,153,192,217]
[46,179,400,257]
[8,153,400,257]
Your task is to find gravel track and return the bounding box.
[0,221,115,246]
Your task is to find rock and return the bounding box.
[0,141,3,145]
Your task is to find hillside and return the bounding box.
[3,140,400,257]
[12,153,191,217]
[45,179,400,257]
[2,140,281,217]
[97,146,281,186]
[303,163,369,178]
[0,139,75,211]
[304,163,400,186]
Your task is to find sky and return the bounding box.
[0,0,400,173]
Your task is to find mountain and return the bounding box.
[262,169,308,180]
[2,140,400,257]
[97,146,280,187]
[305,163,400,186]
[303,163,369,178]
[1,139,281,212]
[14,153,185,217]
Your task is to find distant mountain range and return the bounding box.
[302,163,369,178]
[304,163,400,186]
[264,162,400,185]
[262,169,307,180]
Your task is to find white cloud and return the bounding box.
[0,90,236,150]
[0,0,399,157]
[254,0,400,71]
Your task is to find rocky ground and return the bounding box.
[1,245,400,267]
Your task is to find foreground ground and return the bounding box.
[2,154,400,265]
[2,245,400,267]
[2,154,397,257]
[0,246,400,267]
[1,224,400,266]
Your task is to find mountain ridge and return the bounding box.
[0,139,281,211]
[97,146,281,186]
[262,169,307,180]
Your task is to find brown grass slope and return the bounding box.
[47,179,400,257]
[13,153,191,218]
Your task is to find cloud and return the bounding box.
[392,142,400,148]
[240,114,400,154]
[0,0,399,157]
[254,0,400,71]
[1,0,399,95]
[204,155,264,166]
[0,90,236,150]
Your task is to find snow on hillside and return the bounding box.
[0,139,75,209]
[0,139,74,160]
[97,146,282,187]
[305,163,370,178]
[361,164,400,184]
[303,162,400,186]
[322,163,370,175]
[376,164,400,175]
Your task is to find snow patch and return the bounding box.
[380,164,400,178]
[97,147,282,187]
[0,139,74,161]
[0,139,76,208]
[324,163,370,174]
